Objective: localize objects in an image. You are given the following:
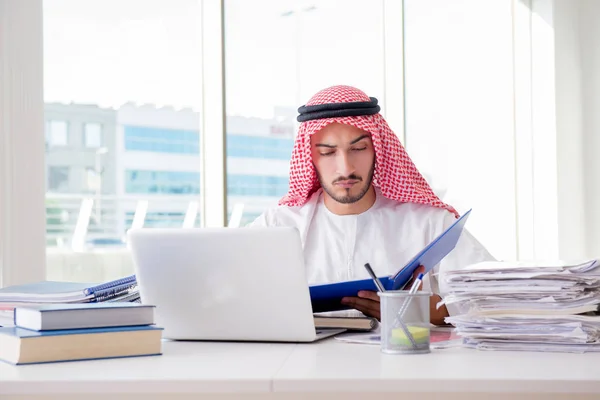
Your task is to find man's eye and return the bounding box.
[352,147,367,151]
[320,151,335,156]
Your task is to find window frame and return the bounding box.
[201,0,227,227]
[1,0,559,285]
[0,0,47,287]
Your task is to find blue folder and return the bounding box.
[309,209,472,312]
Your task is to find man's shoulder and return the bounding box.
[248,194,320,228]
[249,205,306,227]
[377,196,455,224]
[374,197,459,240]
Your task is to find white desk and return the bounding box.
[1,338,599,400]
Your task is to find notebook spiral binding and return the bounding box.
[84,275,137,296]
[91,282,138,303]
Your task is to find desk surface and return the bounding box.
[1,338,599,400]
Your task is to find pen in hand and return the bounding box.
[363,263,386,292]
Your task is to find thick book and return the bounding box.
[0,325,162,365]
[313,315,378,331]
[309,209,472,313]
[0,275,136,303]
[13,302,155,331]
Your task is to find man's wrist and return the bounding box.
[430,294,449,325]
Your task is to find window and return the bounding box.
[227,175,289,197]
[125,170,201,195]
[84,123,102,148]
[403,0,517,259]
[224,0,386,224]
[47,166,70,192]
[1,1,587,289]
[46,120,68,147]
[43,0,204,282]
[124,211,197,229]
[124,125,200,155]
[230,211,263,229]
[227,134,294,160]
[85,167,99,192]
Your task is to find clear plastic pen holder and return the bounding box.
[378,291,431,354]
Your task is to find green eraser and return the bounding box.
[390,326,430,346]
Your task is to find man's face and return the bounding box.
[310,122,375,204]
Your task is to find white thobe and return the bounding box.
[249,187,495,316]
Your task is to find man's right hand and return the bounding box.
[340,266,427,321]
[340,291,381,320]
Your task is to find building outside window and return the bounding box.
[47,166,70,192]
[125,170,201,195]
[46,120,68,147]
[84,123,102,148]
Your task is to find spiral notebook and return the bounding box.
[0,275,137,303]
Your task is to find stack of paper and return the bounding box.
[442,260,600,353]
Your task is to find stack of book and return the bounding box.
[0,275,140,327]
[313,310,378,331]
[0,302,162,365]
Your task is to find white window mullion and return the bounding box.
[382,0,406,145]
[530,0,559,259]
[512,0,535,260]
[200,0,227,227]
[0,0,46,286]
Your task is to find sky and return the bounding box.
[43,0,385,119]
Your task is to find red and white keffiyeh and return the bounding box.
[279,85,458,218]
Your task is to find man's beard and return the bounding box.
[317,163,375,204]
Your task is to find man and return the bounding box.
[250,85,494,325]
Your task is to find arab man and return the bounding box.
[250,85,495,324]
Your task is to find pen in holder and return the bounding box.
[394,273,424,328]
[363,263,427,354]
[379,290,431,354]
[378,290,431,354]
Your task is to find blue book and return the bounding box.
[14,302,155,331]
[0,275,136,303]
[0,325,162,365]
[309,209,472,312]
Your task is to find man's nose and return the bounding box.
[336,152,355,177]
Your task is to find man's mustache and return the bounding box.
[332,174,362,184]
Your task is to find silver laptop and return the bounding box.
[127,226,345,342]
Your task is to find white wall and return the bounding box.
[579,0,600,258]
[552,0,600,259]
[553,0,586,260]
[530,0,561,260]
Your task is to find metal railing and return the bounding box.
[46,193,202,250]
[45,193,271,251]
